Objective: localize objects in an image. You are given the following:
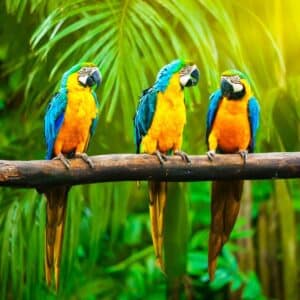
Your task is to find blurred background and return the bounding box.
[1,0,300,299]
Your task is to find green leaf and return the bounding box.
[187,251,208,275]
[242,272,265,300]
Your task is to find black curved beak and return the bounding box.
[221,78,233,97]
[86,69,102,88]
[186,66,200,87]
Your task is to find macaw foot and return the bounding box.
[174,150,191,163]
[75,152,94,168]
[238,150,248,164]
[53,153,71,169]
[207,150,216,161]
[154,150,168,165]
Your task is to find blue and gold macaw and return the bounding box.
[134,59,199,270]
[206,69,260,280]
[44,62,102,289]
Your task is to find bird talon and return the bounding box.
[75,152,94,168]
[53,153,71,169]
[207,150,216,161]
[174,150,191,163]
[154,150,168,165]
[238,150,248,164]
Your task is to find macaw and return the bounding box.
[206,69,260,280]
[134,59,199,270]
[44,62,102,289]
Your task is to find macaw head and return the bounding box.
[220,69,251,100]
[61,62,102,91]
[154,59,200,92]
[178,61,200,88]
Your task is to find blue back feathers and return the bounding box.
[45,92,67,159]
[248,97,260,151]
[134,88,157,153]
[90,90,100,136]
[134,59,186,153]
[206,89,222,143]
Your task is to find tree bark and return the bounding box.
[0,152,300,188]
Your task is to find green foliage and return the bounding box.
[242,272,266,300]
[1,0,300,299]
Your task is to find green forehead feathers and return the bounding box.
[60,62,97,89]
[222,69,251,84]
[174,58,195,72]
[80,62,96,68]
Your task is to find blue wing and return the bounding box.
[44,92,67,159]
[248,96,260,152]
[90,90,100,137]
[206,89,222,144]
[133,88,158,153]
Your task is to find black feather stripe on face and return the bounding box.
[221,77,245,100]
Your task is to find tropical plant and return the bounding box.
[1,0,300,299]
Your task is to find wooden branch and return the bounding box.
[0,152,299,188]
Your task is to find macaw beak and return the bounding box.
[221,77,233,97]
[180,64,200,87]
[187,66,200,86]
[86,68,102,88]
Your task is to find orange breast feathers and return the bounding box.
[54,73,98,155]
[141,74,186,154]
[208,97,251,153]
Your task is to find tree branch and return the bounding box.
[0,152,299,188]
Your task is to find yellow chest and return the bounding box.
[212,97,251,152]
[55,91,97,153]
[141,74,186,153]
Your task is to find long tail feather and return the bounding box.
[209,180,243,280]
[44,186,69,290]
[148,181,167,271]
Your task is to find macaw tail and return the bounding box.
[208,180,243,280]
[44,186,69,290]
[148,181,167,271]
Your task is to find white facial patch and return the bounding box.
[190,64,197,72]
[232,82,244,93]
[78,75,88,86]
[180,74,190,86]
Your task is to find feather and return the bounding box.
[44,186,69,290]
[206,89,222,144]
[133,59,191,275]
[134,88,158,153]
[133,59,185,153]
[206,71,260,281]
[148,181,167,271]
[153,59,184,92]
[43,63,101,291]
[44,92,67,159]
[90,90,100,137]
[248,97,260,152]
[208,180,243,280]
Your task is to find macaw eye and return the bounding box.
[180,66,192,75]
[230,75,240,83]
[79,67,89,74]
